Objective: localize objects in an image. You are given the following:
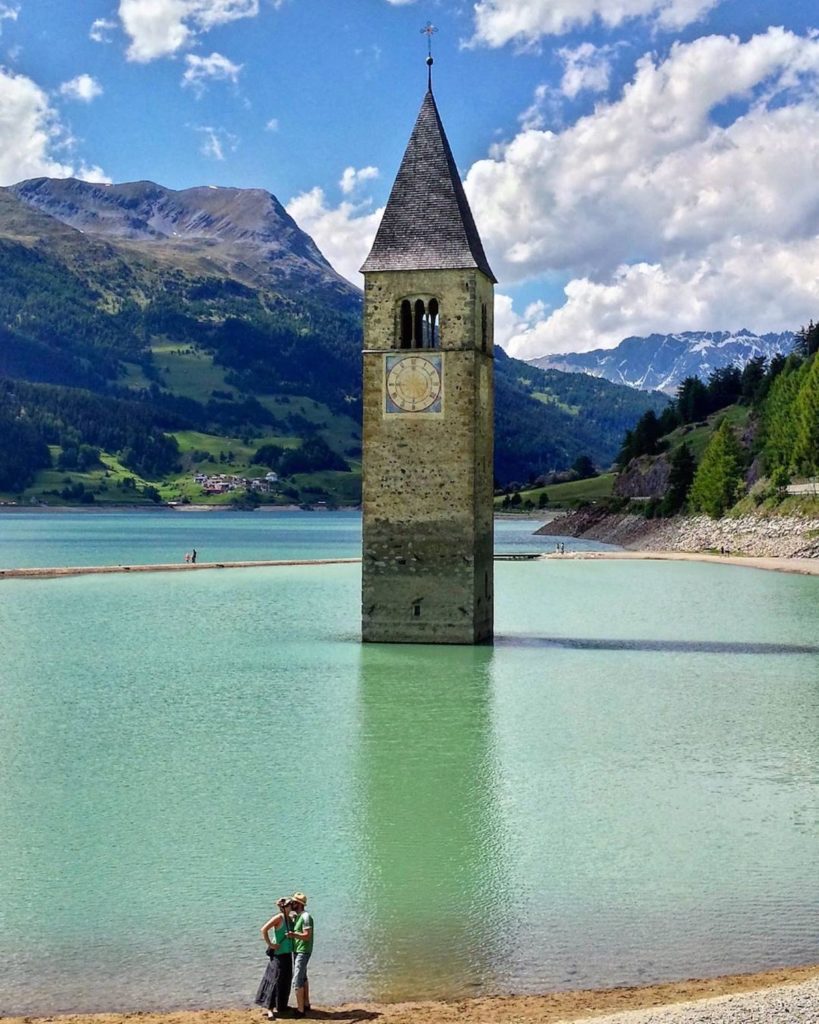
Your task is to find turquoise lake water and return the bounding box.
[0,513,818,1014]
[0,509,609,569]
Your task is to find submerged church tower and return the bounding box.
[360,73,496,645]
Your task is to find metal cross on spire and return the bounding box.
[421,21,438,89]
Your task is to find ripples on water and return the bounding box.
[0,516,818,1013]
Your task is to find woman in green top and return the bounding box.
[255,897,294,1019]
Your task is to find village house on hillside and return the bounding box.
[194,472,278,495]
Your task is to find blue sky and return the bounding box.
[1,0,818,357]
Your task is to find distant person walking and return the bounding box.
[256,897,295,1019]
[287,892,313,1017]
[191,548,197,564]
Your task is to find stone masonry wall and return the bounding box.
[362,268,494,644]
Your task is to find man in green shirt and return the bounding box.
[287,891,313,1017]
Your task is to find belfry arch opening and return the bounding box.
[398,297,439,349]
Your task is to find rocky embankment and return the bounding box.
[540,508,819,558]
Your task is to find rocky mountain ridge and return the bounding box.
[8,177,360,311]
[0,175,668,496]
[531,329,795,393]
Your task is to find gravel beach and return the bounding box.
[582,976,819,1023]
[5,966,819,1024]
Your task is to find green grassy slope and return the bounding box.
[495,473,615,510]
[1,182,668,505]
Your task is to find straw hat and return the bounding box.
[291,891,307,906]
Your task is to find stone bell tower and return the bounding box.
[360,77,496,645]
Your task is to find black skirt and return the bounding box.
[254,952,293,1012]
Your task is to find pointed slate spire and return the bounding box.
[361,89,496,281]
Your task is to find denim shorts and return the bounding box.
[294,951,311,988]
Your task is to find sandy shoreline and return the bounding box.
[544,549,819,576]
[1,549,816,581]
[4,964,819,1024]
[0,558,361,580]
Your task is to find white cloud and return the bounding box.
[0,2,19,29]
[182,51,242,93]
[265,117,279,132]
[0,66,109,185]
[470,0,721,47]
[59,74,104,103]
[120,0,192,60]
[501,242,819,358]
[286,186,383,285]
[196,124,238,160]
[339,164,379,195]
[119,0,260,62]
[464,28,819,355]
[517,46,614,131]
[518,83,563,131]
[558,42,614,98]
[654,0,721,29]
[493,293,550,349]
[281,28,819,353]
[89,17,117,43]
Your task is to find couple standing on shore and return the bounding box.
[256,891,313,1020]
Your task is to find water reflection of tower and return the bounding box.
[352,644,509,1001]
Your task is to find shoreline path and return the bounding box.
[1,551,817,581]
[3,965,819,1024]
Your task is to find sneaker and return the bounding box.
[265,1012,276,1020]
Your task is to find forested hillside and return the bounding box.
[0,178,667,505]
[501,322,818,518]
[494,348,667,482]
[613,321,819,518]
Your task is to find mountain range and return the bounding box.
[531,330,796,393]
[0,177,667,500]
[9,177,359,311]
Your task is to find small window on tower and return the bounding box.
[481,303,488,352]
[400,300,412,348]
[399,297,441,349]
[426,298,439,348]
[413,299,425,349]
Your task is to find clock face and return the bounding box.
[385,354,443,414]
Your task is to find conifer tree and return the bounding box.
[794,355,819,478]
[795,320,819,358]
[763,360,804,478]
[706,365,742,411]
[616,428,636,469]
[809,322,819,357]
[677,376,709,423]
[661,442,696,515]
[689,419,745,518]
[740,355,767,404]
